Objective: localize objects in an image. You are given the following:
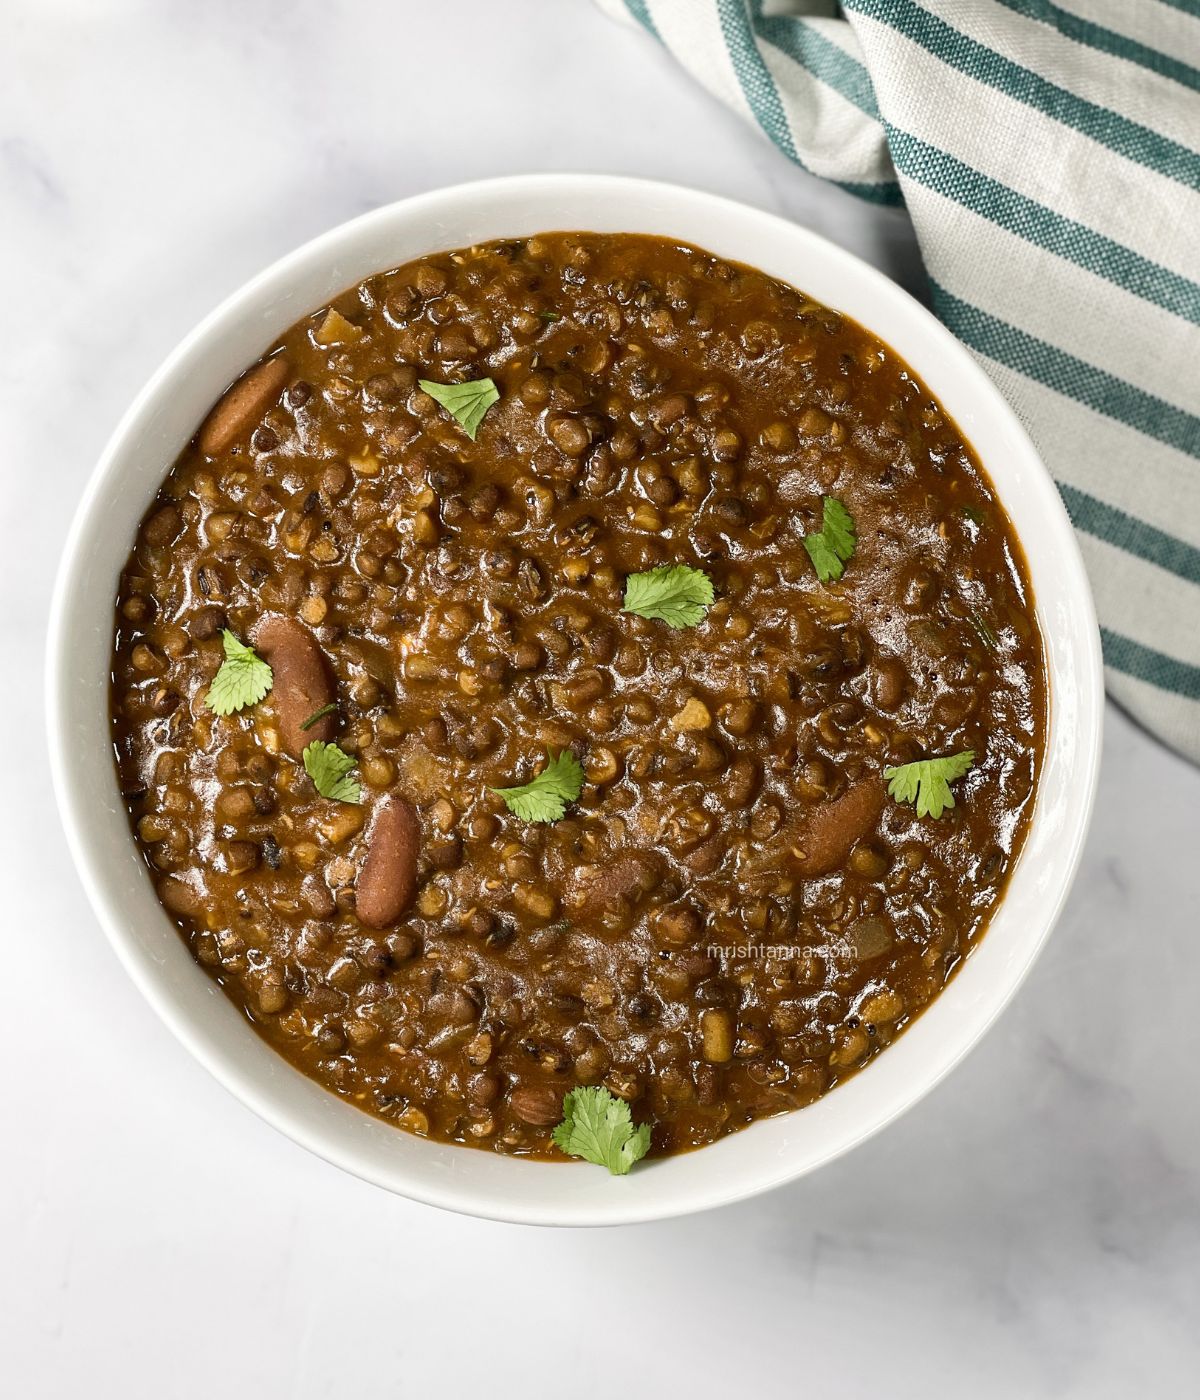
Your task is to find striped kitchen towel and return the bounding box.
[599,0,1200,763]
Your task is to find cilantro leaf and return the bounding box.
[491,750,583,823]
[552,1086,652,1176]
[804,497,857,583]
[622,564,715,629]
[884,750,975,820]
[417,377,499,440]
[206,630,273,716]
[302,740,362,803]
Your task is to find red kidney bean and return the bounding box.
[157,875,205,920]
[251,615,336,757]
[509,1083,564,1127]
[356,796,421,929]
[197,357,290,457]
[566,852,662,917]
[790,781,885,878]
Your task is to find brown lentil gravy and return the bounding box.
[111,232,1046,1159]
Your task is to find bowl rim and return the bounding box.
[47,173,1104,1225]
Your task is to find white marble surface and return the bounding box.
[3,2,1199,1395]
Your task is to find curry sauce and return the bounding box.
[111,233,1045,1159]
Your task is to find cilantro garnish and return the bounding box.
[302,740,362,803]
[206,630,273,716]
[622,564,715,629]
[968,610,998,651]
[552,1086,652,1175]
[300,702,339,732]
[417,377,499,440]
[884,750,975,820]
[491,750,583,824]
[804,497,857,582]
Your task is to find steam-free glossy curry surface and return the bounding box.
[111,232,1045,1159]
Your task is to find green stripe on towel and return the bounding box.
[889,129,1200,326]
[756,13,883,119]
[622,0,659,38]
[716,0,903,204]
[930,283,1200,460]
[1103,628,1200,703]
[1058,483,1200,590]
[844,0,1200,191]
[994,0,1200,92]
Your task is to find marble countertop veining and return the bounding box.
[3,3,1198,1396]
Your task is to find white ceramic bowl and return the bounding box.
[48,175,1104,1226]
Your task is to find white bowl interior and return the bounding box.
[48,175,1104,1225]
